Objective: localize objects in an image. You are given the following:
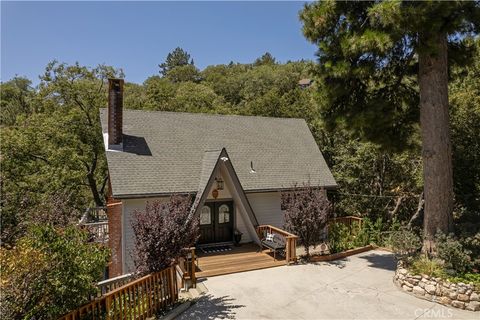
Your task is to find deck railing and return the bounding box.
[328,216,363,230]
[176,247,196,289]
[96,273,134,297]
[256,225,298,264]
[82,221,109,243]
[59,266,178,320]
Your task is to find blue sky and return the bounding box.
[1,1,317,84]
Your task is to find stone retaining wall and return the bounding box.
[394,266,479,312]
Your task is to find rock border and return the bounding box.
[394,264,479,312]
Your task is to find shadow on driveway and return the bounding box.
[359,252,396,271]
[179,294,245,320]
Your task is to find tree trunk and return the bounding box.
[418,32,454,252]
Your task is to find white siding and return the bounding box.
[246,192,284,228]
[235,203,252,243]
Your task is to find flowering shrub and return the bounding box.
[282,184,331,257]
[132,195,199,274]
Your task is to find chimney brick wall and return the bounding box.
[107,198,123,277]
[108,78,124,147]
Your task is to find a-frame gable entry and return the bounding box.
[192,148,261,246]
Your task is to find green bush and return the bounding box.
[435,233,472,274]
[411,256,446,278]
[328,223,355,253]
[448,273,480,291]
[0,224,110,319]
[390,228,422,261]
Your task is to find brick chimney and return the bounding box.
[108,78,124,150]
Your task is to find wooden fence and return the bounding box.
[59,266,178,320]
[256,225,298,264]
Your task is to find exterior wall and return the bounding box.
[235,203,252,243]
[246,192,284,228]
[107,198,123,278]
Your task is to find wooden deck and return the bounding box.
[195,243,287,278]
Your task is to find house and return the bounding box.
[298,78,313,88]
[101,79,337,277]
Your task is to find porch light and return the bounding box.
[215,177,224,190]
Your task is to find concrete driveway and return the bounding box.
[179,250,476,320]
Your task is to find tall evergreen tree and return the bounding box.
[159,47,194,76]
[300,0,480,250]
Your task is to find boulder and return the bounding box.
[439,296,452,306]
[402,285,412,292]
[413,286,425,296]
[425,284,436,295]
[451,300,465,309]
[457,293,470,302]
[470,292,479,302]
[466,301,480,312]
[449,292,458,300]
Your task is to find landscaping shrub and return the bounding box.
[435,232,472,274]
[132,195,200,274]
[448,273,480,291]
[390,227,422,262]
[0,224,109,320]
[328,222,354,253]
[410,256,446,278]
[282,183,331,257]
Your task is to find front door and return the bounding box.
[198,201,234,244]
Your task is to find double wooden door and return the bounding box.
[198,201,234,244]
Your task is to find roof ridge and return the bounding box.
[100,107,306,121]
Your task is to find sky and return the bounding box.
[1,1,317,84]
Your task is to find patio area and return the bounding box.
[195,243,287,278]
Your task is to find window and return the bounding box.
[218,204,230,224]
[200,206,211,225]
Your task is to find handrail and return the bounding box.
[177,247,196,289]
[256,225,298,264]
[96,272,133,296]
[59,266,178,320]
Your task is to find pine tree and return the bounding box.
[300,0,480,250]
[159,47,194,76]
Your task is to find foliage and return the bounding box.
[300,0,479,148]
[435,233,472,274]
[327,217,398,253]
[448,273,480,291]
[300,0,480,244]
[132,195,200,274]
[159,47,194,76]
[282,184,331,257]
[166,65,200,83]
[450,39,480,215]
[410,256,446,278]
[254,52,276,66]
[390,227,422,261]
[328,223,355,253]
[0,224,109,320]
[1,62,123,244]
[0,77,34,126]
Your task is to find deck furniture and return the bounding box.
[261,233,286,260]
[256,225,298,264]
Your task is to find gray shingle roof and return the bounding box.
[100,109,337,198]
